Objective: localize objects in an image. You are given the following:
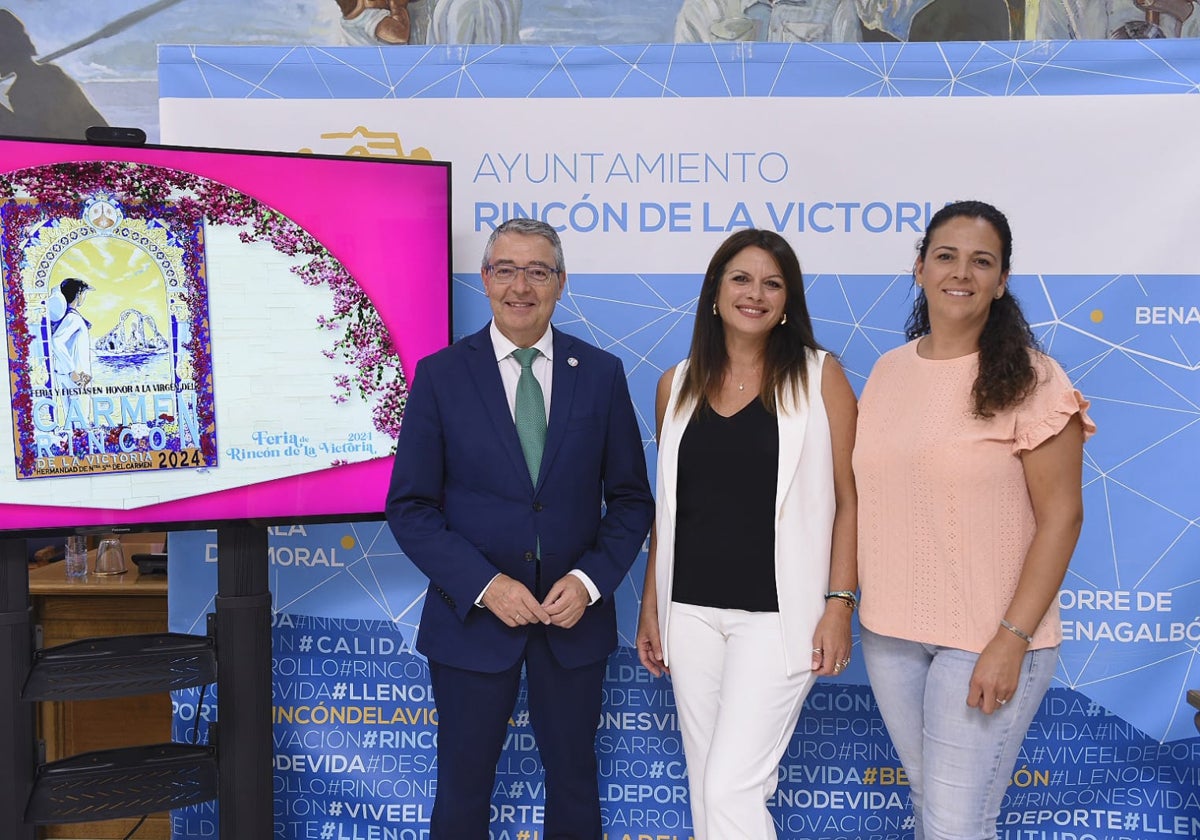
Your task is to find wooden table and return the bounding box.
[28,561,170,840]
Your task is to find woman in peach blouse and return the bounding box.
[854,201,1094,840]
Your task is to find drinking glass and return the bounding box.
[94,538,128,576]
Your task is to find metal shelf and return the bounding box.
[23,632,215,701]
[26,743,217,825]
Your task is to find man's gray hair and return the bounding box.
[481,218,565,273]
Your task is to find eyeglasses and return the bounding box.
[486,263,560,286]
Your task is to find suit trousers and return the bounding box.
[428,624,606,839]
[666,602,818,840]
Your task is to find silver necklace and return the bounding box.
[736,369,757,391]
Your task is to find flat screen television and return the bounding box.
[0,134,451,537]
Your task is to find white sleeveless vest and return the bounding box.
[653,350,836,676]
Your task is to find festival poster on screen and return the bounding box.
[0,143,450,529]
[2,187,217,481]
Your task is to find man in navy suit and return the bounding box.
[386,218,654,839]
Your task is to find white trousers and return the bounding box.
[667,602,818,840]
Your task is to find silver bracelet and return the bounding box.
[824,590,858,611]
[1000,618,1033,644]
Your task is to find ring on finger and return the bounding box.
[997,698,1009,705]
[812,647,824,655]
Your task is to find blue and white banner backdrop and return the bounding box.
[161,41,1200,840]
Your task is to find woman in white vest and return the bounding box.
[636,228,859,840]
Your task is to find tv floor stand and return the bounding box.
[1,523,273,839]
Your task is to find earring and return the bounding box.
[713,302,718,316]
[780,313,788,326]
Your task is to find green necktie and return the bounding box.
[512,347,546,482]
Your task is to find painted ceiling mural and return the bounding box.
[4,1,1200,142]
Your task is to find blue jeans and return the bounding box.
[860,627,1057,840]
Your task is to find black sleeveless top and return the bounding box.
[671,398,779,612]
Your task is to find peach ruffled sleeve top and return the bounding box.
[854,340,1095,653]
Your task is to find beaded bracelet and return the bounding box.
[1000,618,1033,644]
[825,590,858,611]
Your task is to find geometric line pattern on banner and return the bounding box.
[157,42,1200,744]
[159,41,1200,101]
[454,270,1200,744]
[167,274,1199,742]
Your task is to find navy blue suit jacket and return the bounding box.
[385,325,653,673]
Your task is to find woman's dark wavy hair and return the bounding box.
[906,200,1039,418]
[678,229,823,416]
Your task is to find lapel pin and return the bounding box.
[567,357,578,367]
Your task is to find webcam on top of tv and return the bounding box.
[85,126,147,146]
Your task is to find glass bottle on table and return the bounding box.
[64,535,87,578]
